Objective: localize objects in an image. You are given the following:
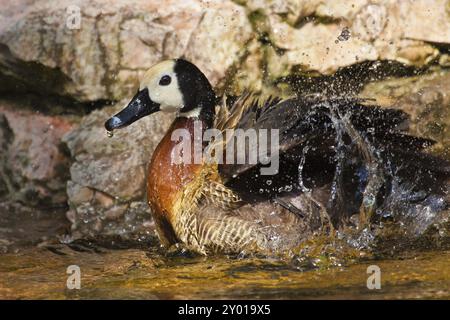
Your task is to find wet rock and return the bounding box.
[360,68,450,159]
[62,100,173,241]
[66,198,157,242]
[104,204,127,221]
[0,100,75,205]
[0,0,252,102]
[66,181,93,205]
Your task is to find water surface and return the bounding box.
[1,245,449,299]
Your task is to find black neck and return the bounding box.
[198,96,216,128]
[174,59,216,128]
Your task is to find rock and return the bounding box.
[0,0,253,102]
[351,3,387,42]
[62,100,173,240]
[315,0,368,20]
[398,0,450,44]
[104,204,127,220]
[0,114,13,198]
[267,15,379,76]
[226,38,264,93]
[66,181,93,205]
[0,99,75,205]
[243,0,321,26]
[360,68,450,159]
[2,0,447,103]
[183,1,253,87]
[239,0,448,80]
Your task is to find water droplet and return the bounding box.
[106,130,114,138]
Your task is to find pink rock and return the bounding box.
[0,101,75,204]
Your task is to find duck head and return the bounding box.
[105,59,216,132]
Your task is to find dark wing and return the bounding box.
[218,95,449,209]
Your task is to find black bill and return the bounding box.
[104,88,160,131]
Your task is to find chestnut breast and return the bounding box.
[147,118,205,242]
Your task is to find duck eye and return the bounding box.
[159,75,171,86]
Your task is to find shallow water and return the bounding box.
[0,195,449,300]
[1,244,449,299]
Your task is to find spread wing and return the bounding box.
[215,94,448,209]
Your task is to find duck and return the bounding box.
[105,58,449,255]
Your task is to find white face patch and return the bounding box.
[140,60,184,112]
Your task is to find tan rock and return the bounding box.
[244,0,450,80]
[0,0,252,101]
[352,3,387,42]
[267,16,378,76]
[398,0,450,44]
[104,204,127,220]
[183,1,253,86]
[93,190,115,208]
[316,0,368,20]
[66,181,93,205]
